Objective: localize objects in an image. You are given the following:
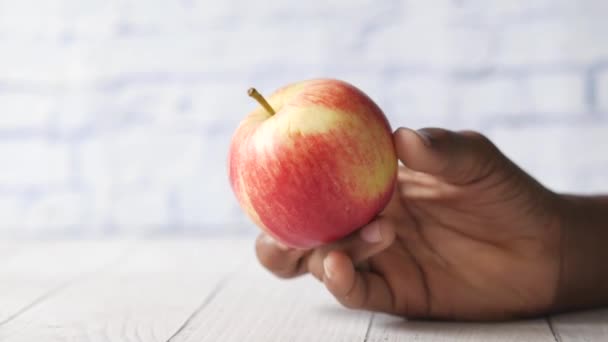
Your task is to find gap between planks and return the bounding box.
[167,267,242,342]
[0,239,252,342]
[363,313,376,342]
[0,240,134,327]
[547,316,562,342]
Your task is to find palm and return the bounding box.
[366,166,561,320]
[255,128,564,320]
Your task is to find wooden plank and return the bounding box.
[1,239,576,342]
[367,313,557,342]
[0,239,250,342]
[550,309,608,342]
[0,240,25,261]
[0,240,130,325]
[170,260,373,342]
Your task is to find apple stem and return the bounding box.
[248,88,276,115]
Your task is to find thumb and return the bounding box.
[394,127,503,185]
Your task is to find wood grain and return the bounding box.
[550,309,608,342]
[2,239,608,342]
[0,239,249,342]
[0,240,130,325]
[367,313,558,342]
[0,240,25,261]
[169,260,373,342]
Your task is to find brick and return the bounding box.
[496,17,608,67]
[379,72,586,131]
[522,73,586,113]
[79,127,205,188]
[0,192,83,235]
[177,179,236,227]
[93,82,248,130]
[454,73,585,119]
[181,0,397,33]
[79,130,236,229]
[0,141,69,186]
[381,76,452,128]
[596,69,608,113]
[22,192,84,234]
[449,0,555,26]
[180,83,253,124]
[84,28,331,80]
[362,24,493,69]
[0,197,23,230]
[108,1,203,33]
[110,190,169,227]
[0,0,120,39]
[451,77,527,119]
[79,128,207,226]
[178,134,236,226]
[486,121,608,193]
[53,89,97,135]
[62,0,396,79]
[0,39,94,83]
[0,93,53,129]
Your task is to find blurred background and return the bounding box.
[0,0,606,238]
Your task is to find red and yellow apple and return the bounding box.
[228,79,397,249]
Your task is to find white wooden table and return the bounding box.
[0,239,605,341]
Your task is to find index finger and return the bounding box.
[255,234,310,279]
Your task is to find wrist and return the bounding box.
[554,194,608,312]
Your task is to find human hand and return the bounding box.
[256,127,563,320]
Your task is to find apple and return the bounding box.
[228,79,397,249]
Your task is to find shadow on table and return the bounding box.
[316,305,373,320]
[549,308,608,339]
[318,305,554,340]
[551,308,608,325]
[378,316,546,332]
[315,305,608,339]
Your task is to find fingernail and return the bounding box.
[263,234,290,251]
[360,222,382,243]
[415,129,433,147]
[323,257,334,279]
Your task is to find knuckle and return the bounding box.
[255,245,278,270]
[256,250,299,278]
[256,252,274,270]
[336,276,366,310]
[274,269,298,279]
[461,130,496,150]
[256,240,306,278]
[309,264,324,282]
[339,296,363,309]
[459,129,484,140]
[458,130,501,170]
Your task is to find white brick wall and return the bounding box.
[0,196,24,231]
[487,122,608,194]
[495,3,608,67]
[0,0,606,236]
[597,69,608,113]
[0,93,53,129]
[523,73,587,114]
[21,192,85,236]
[0,141,69,187]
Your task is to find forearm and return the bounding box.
[555,194,608,312]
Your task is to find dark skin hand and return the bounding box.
[255,127,608,320]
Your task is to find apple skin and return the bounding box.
[228,79,397,249]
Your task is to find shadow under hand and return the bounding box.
[365,313,554,341]
[549,308,608,338]
[316,304,372,321]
